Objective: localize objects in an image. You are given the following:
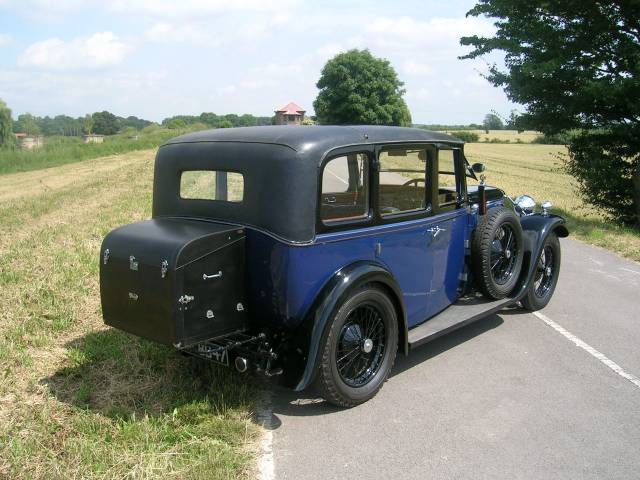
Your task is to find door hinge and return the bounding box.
[129,255,138,271]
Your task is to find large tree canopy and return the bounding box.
[314,49,412,126]
[461,0,640,226]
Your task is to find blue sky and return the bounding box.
[0,0,517,124]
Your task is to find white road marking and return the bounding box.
[257,391,275,480]
[534,311,640,390]
[620,267,640,276]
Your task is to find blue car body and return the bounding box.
[100,125,568,397]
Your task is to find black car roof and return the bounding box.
[164,125,463,158]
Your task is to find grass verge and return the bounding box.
[0,149,261,479]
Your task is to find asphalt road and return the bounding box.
[265,238,640,479]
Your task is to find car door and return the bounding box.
[374,145,434,327]
[422,147,467,318]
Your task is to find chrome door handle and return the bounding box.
[203,271,223,280]
[427,226,446,238]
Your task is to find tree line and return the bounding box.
[0,102,274,140]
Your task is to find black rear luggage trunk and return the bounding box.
[100,218,247,347]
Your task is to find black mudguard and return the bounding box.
[515,214,569,297]
[291,261,407,392]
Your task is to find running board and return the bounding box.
[407,294,518,350]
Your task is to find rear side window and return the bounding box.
[320,153,369,223]
[378,147,431,216]
[438,149,458,207]
[180,170,244,202]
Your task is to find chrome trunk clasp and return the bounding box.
[161,259,168,278]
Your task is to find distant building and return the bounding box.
[274,102,306,125]
[15,133,44,150]
[83,134,105,144]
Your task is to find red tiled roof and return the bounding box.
[275,102,305,115]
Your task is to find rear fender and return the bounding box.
[292,261,407,392]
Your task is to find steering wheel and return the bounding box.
[402,178,426,187]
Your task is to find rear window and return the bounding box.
[180,170,244,202]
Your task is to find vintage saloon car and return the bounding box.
[100,126,568,407]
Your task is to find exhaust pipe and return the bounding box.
[235,356,248,373]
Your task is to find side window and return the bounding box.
[320,153,369,223]
[378,147,430,216]
[438,149,459,207]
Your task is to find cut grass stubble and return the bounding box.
[0,149,261,479]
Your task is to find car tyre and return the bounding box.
[472,206,524,299]
[316,285,398,408]
[521,233,561,311]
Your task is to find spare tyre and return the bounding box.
[471,206,524,299]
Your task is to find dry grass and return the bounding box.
[465,143,640,262]
[0,149,261,479]
[472,130,540,143]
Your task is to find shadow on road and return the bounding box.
[268,313,506,423]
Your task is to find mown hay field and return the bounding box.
[465,143,640,261]
[0,150,261,479]
[472,129,541,143]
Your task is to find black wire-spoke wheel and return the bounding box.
[534,245,555,297]
[490,224,519,285]
[472,207,524,299]
[336,305,386,387]
[316,285,398,408]
[522,233,561,311]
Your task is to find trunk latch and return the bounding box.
[178,295,195,305]
[161,260,168,278]
[129,256,138,271]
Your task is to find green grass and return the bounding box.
[0,149,261,479]
[465,143,640,262]
[0,127,199,175]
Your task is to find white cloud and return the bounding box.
[18,32,131,70]
[402,60,433,76]
[366,16,495,54]
[145,22,220,46]
[0,33,12,47]
[109,0,297,18]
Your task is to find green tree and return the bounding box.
[482,113,503,131]
[92,111,119,135]
[313,49,412,126]
[218,120,233,128]
[17,114,41,135]
[82,114,94,134]
[461,0,640,226]
[0,98,13,148]
[165,119,187,129]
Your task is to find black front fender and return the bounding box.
[292,260,407,392]
[514,214,569,299]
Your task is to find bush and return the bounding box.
[565,130,640,227]
[450,131,479,142]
